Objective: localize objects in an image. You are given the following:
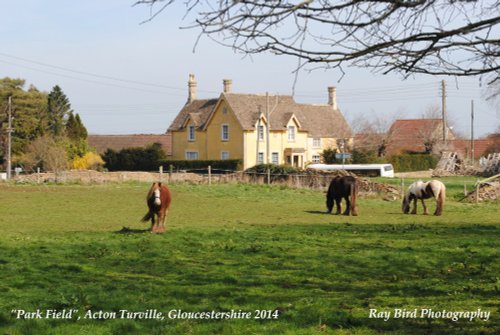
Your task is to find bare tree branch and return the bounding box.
[135,0,500,83]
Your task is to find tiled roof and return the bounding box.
[450,135,500,159]
[169,93,352,138]
[168,99,218,131]
[88,134,172,155]
[387,119,453,155]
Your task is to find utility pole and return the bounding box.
[441,80,447,144]
[7,96,13,180]
[266,92,270,164]
[470,100,474,164]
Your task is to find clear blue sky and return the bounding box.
[1,1,498,137]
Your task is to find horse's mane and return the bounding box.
[146,182,160,200]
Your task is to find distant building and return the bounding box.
[450,133,500,160]
[385,119,455,156]
[88,134,172,156]
[168,75,353,169]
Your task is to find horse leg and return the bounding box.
[160,209,169,233]
[343,196,350,216]
[421,199,429,215]
[411,198,417,214]
[335,198,342,215]
[152,212,161,233]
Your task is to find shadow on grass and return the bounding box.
[115,226,151,234]
[304,210,330,215]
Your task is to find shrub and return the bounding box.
[161,159,241,172]
[71,152,105,170]
[390,154,439,172]
[102,143,167,171]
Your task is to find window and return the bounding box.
[221,124,229,141]
[258,125,264,141]
[221,151,229,160]
[312,155,321,163]
[288,126,295,142]
[185,151,198,160]
[313,138,321,148]
[257,152,264,164]
[188,125,195,141]
[272,152,279,165]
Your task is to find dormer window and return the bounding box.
[288,126,295,142]
[188,125,195,141]
[258,125,264,141]
[221,124,229,141]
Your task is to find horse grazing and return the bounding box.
[402,180,445,216]
[326,176,358,216]
[142,182,172,233]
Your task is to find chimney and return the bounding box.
[328,86,337,109]
[223,79,232,93]
[187,74,197,103]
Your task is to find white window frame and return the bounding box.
[221,124,229,141]
[258,125,264,141]
[288,126,295,142]
[312,154,321,163]
[185,151,198,160]
[257,152,264,164]
[272,152,279,165]
[221,151,229,160]
[188,125,195,141]
[313,138,321,148]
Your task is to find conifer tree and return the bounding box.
[47,85,72,137]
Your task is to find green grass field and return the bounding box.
[0,179,498,335]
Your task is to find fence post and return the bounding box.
[208,165,212,185]
[267,168,271,185]
[475,179,479,204]
[169,164,173,182]
[159,165,163,182]
[464,182,467,196]
[400,177,405,198]
[37,167,41,184]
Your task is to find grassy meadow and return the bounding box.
[0,179,498,335]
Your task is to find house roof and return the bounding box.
[167,98,218,131]
[169,93,352,138]
[387,119,453,154]
[88,134,172,155]
[450,135,500,159]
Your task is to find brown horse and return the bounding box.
[326,176,358,216]
[142,182,172,233]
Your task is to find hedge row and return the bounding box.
[161,159,241,172]
[390,154,439,172]
[102,144,241,172]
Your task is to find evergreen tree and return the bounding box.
[66,112,87,141]
[47,85,72,137]
[0,78,48,161]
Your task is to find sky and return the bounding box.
[1,1,498,138]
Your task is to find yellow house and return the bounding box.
[168,74,353,170]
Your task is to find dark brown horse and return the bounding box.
[326,176,358,216]
[142,182,172,233]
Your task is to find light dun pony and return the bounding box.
[402,180,446,216]
[142,182,172,233]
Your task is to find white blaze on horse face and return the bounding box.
[154,188,161,205]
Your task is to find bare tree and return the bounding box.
[135,0,500,82]
[351,111,399,157]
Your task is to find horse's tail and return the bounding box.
[350,180,358,216]
[437,182,446,215]
[141,211,153,222]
